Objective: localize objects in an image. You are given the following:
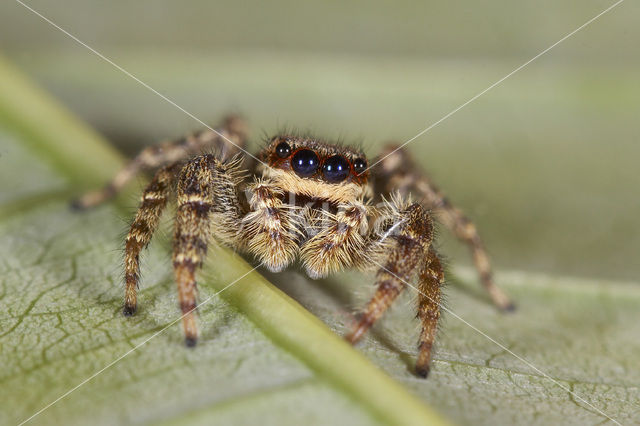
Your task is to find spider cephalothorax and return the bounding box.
[74,116,513,378]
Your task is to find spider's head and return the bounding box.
[258,135,370,204]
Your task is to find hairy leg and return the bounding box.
[172,157,214,345]
[346,202,434,345]
[123,163,179,315]
[415,248,444,377]
[72,115,248,210]
[374,145,514,311]
[172,154,247,345]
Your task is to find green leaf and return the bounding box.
[0,55,446,425]
[1,50,638,426]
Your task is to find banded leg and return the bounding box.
[123,163,179,315]
[375,145,514,311]
[346,203,433,345]
[416,248,444,377]
[172,156,217,346]
[72,115,248,210]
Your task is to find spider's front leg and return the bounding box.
[172,154,245,345]
[71,115,248,210]
[346,201,443,377]
[375,145,514,311]
[416,247,445,377]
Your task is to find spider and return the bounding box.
[73,116,513,377]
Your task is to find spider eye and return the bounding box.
[322,155,350,183]
[353,158,367,175]
[275,141,291,158]
[291,149,319,177]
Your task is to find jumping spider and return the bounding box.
[73,116,513,377]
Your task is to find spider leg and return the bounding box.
[415,247,444,377]
[172,156,216,345]
[71,115,248,210]
[172,153,246,345]
[375,145,514,311]
[346,202,434,346]
[123,163,180,316]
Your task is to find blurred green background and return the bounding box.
[1,0,639,282]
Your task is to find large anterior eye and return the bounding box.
[291,149,319,177]
[322,155,350,183]
[275,141,291,158]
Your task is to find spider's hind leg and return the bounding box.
[71,115,248,210]
[375,145,514,312]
